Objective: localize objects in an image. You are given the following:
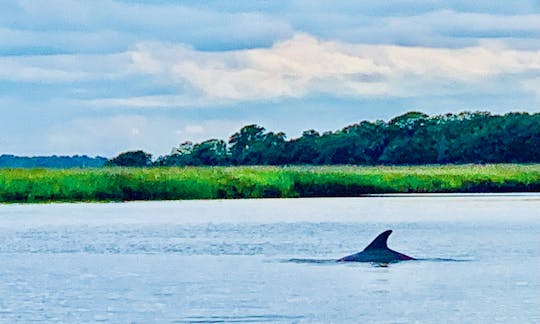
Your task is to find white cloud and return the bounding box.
[127,34,540,102]
[2,33,538,106]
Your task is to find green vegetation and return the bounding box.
[2,111,538,169]
[148,111,539,167]
[1,164,539,203]
[104,150,152,167]
[2,111,538,203]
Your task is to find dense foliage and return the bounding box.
[1,165,539,203]
[105,150,153,167]
[2,111,537,168]
[152,111,540,166]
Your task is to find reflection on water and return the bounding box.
[0,195,539,322]
[286,258,472,265]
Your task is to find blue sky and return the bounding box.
[1,0,539,157]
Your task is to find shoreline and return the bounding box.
[1,164,539,204]
[2,192,540,207]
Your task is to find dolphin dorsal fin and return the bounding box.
[363,230,392,251]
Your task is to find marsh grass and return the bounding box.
[1,164,539,203]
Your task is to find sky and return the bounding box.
[1,0,539,157]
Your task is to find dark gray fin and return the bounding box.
[363,230,392,251]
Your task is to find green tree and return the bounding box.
[191,139,229,165]
[260,131,287,164]
[379,112,431,164]
[155,141,195,166]
[106,150,152,167]
[286,130,321,164]
[343,121,388,164]
[228,124,266,165]
[160,111,540,166]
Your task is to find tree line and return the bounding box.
[107,111,540,167]
[0,155,107,168]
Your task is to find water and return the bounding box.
[0,194,539,323]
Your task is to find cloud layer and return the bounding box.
[4,34,537,106]
[131,34,540,102]
[1,0,539,156]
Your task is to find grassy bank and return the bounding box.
[1,164,539,203]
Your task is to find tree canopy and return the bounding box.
[110,111,540,166]
[106,150,152,167]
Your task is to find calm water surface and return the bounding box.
[0,194,539,323]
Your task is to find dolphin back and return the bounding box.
[338,229,415,262]
[363,229,392,251]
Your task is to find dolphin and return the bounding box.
[337,230,415,263]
